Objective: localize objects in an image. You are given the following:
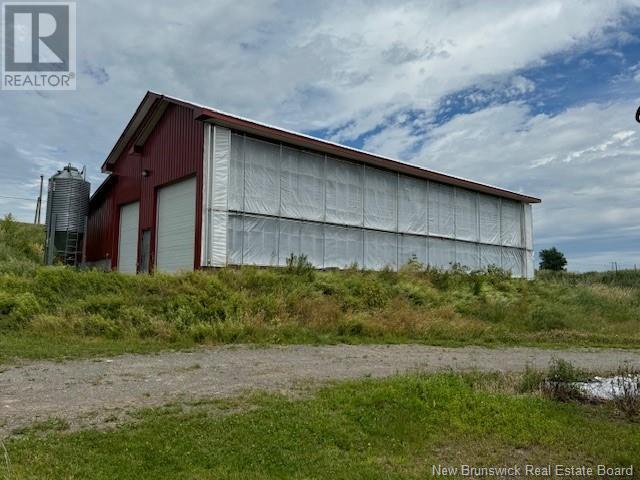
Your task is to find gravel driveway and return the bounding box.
[2,344,640,437]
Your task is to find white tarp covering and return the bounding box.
[364,167,397,230]
[299,222,324,267]
[455,188,478,242]
[364,230,397,270]
[525,249,534,279]
[243,215,278,266]
[201,124,213,265]
[210,211,228,266]
[202,125,231,266]
[502,247,524,276]
[244,137,280,216]
[428,237,456,270]
[278,219,324,267]
[479,194,500,245]
[398,175,427,234]
[212,127,230,210]
[480,244,502,269]
[399,234,427,266]
[229,133,244,211]
[456,241,479,270]
[324,224,363,268]
[280,147,325,221]
[325,157,364,226]
[524,203,533,251]
[227,214,244,265]
[205,133,533,277]
[428,182,455,238]
[501,199,523,247]
[224,214,530,277]
[574,375,640,401]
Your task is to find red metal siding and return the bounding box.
[86,183,115,262]
[86,103,204,270]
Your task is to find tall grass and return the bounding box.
[0,215,44,274]
[1,215,639,358]
[0,262,639,356]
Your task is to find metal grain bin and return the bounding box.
[44,164,91,265]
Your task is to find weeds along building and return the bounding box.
[86,92,540,277]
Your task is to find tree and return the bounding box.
[539,247,567,271]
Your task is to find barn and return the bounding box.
[86,92,540,277]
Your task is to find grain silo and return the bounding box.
[44,164,91,266]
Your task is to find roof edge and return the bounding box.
[100,91,541,204]
[193,105,541,204]
[101,91,163,172]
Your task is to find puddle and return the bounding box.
[573,376,640,401]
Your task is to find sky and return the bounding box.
[1,0,639,272]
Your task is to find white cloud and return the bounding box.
[407,100,640,270]
[1,0,639,271]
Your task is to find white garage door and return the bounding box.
[156,177,196,273]
[118,202,139,274]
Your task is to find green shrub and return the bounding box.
[397,281,437,307]
[8,292,42,326]
[336,319,364,336]
[188,322,216,342]
[541,359,587,402]
[80,294,124,319]
[79,314,122,339]
[285,254,315,279]
[517,365,546,393]
[0,215,44,265]
[0,254,638,353]
[526,304,568,331]
[0,290,16,316]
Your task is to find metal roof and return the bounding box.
[102,91,541,204]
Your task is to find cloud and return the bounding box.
[0,0,639,271]
[82,64,110,85]
[409,100,640,271]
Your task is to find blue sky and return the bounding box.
[1,0,639,271]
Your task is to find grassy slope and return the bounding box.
[4,373,639,479]
[0,216,43,267]
[1,216,639,362]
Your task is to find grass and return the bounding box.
[1,215,640,363]
[3,372,639,479]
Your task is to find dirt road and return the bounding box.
[2,344,640,437]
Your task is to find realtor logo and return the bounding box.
[2,2,76,90]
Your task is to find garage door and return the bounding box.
[156,177,196,273]
[118,202,139,274]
